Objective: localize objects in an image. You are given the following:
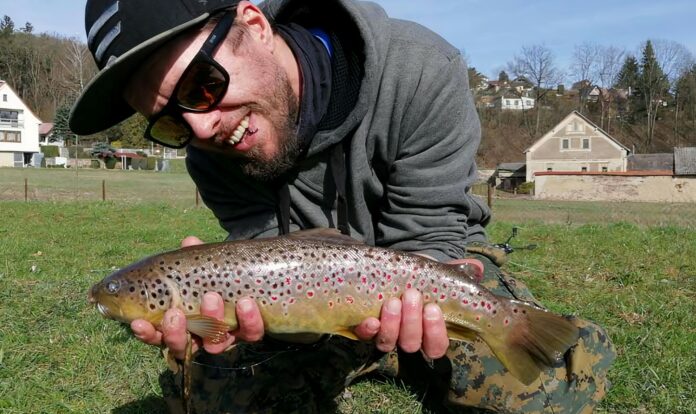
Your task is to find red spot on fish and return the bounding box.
[324,276,330,283]
[504,318,510,326]
[476,315,481,321]
[296,284,303,290]
[337,277,344,284]
[462,299,469,304]
[432,287,438,294]
[386,274,392,281]
[440,294,446,300]
[271,296,278,301]
[406,282,412,289]
[328,301,334,308]
[307,291,315,298]
[234,278,241,284]
[285,277,291,285]
[345,296,354,304]
[378,293,384,301]
[361,276,367,284]
[473,303,478,308]
[289,298,295,304]
[486,303,492,310]
[481,300,486,307]
[255,279,263,285]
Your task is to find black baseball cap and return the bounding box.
[69,0,240,135]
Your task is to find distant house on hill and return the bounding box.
[524,111,630,182]
[496,95,535,111]
[0,80,41,167]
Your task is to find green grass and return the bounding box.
[0,169,694,413]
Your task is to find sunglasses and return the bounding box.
[144,11,235,148]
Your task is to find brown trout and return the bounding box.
[89,229,578,385]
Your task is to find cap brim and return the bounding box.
[69,13,210,135]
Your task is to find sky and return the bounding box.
[1,0,694,80]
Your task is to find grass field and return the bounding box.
[0,168,694,413]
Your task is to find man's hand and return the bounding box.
[353,258,484,360]
[130,236,264,360]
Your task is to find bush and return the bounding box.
[41,145,60,158]
[517,181,535,195]
[90,159,101,169]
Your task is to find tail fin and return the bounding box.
[481,302,579,385]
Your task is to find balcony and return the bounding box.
[0,118,23,128]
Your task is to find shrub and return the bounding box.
[517,181,535,195]
[41,145,60,158]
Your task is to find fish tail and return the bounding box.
[480,303,579,385]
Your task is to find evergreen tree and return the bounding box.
[498,70,509,83]
[639,40,670,147]
[615,55,640,91]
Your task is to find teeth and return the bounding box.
[228,115,250,145]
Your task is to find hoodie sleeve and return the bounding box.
[375,41,490,262]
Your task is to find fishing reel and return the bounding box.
[494,227,537,255]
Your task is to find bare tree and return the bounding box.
[596,46,625,132]
[508,44,563,137]
[651,40,694,145]
[570,42,600,114]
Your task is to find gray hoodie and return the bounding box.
[187,0,491,262]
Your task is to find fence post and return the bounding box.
[102,180,106,201]
[24,178,28,202]
[487,182,494,208]
[195,188,200,207]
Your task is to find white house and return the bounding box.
[524,111,630,182]
[0,81,41,167]
[496,95,535,110]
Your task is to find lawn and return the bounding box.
[0,168,694,413]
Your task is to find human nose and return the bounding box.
[182,110,221,140]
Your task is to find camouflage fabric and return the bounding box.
[161,250,616,414]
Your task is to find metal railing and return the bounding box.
[0,117,23,128]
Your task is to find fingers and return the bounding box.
[353,317,381,341]
[181,236,204,248]
[131,319,163,346]
[200,292,235,354]
[161,308,200,360]
[233,297,265,342]
[422,303,449,359]
[374,298,401,352]
[398,289,424,353]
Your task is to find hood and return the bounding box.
[260,0,390,157]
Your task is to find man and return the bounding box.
[70,0,615,412]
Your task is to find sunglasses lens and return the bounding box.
[149,114,191,147]
[177,61,228,110]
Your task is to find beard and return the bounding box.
[237,73,300,182]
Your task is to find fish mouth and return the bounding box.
[96,303,109,317]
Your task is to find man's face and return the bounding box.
[124,9,301,181]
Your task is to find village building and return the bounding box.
[0,81,42,167]
[524,111,630,182]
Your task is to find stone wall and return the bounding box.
[534,172,696,203]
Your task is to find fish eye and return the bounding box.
[106,280,121,294]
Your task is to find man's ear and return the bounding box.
[236,1,274,50]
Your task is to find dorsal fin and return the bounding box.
[286,228,363,245]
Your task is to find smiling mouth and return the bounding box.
[227,114,258,146]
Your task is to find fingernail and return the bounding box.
[424,304,441,320]
[167,313,179,327]
[202,292,218,309]
[238,298,253,313]
[386,298,401,314]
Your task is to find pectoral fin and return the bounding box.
[186,314,230,344]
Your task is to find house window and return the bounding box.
[581,167,588,172]
[2,94,6,102]
[0,130,21,142]
[602,167,608,172]
[547,167,553,171]
[562,139,569,149]
[582,138,590,149]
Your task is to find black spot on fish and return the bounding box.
[159,300,165,306]
[175,261,180,265]
[149,304,156,310]
[129,287,135,293]
[193,292,199,297]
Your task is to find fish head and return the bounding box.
[88,266,171,325]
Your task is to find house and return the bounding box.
[496,95,535,110]
[493,162,526,191]
[524,111,630,182]
[39,122,65,146]
[0,81,41,167]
